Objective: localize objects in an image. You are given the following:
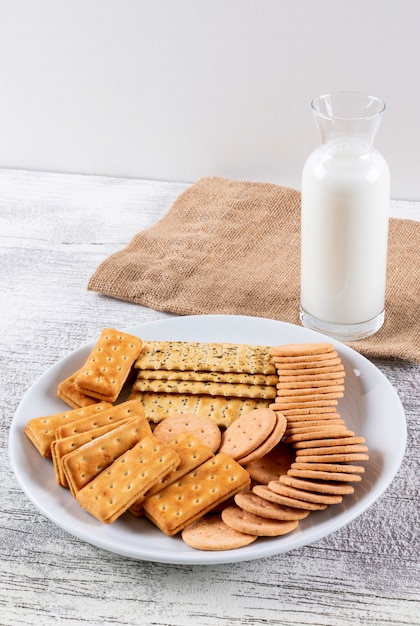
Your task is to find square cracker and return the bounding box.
[24,402,112,458]
[63,414,152,496]
[143,453,251,536]
[76,435,180,524]
[51,417,134,487]
[57,369,99,408]
[128,390,270,428]
[129,432,214,516]
[75,328,143,402]
[55,399,144,440]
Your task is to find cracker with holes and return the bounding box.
[129,431,214,516]
[55,399,144,440]
[152,413,221,452]
[63,414,152,496]
[24,402,112,458]
[57,369,99,408]
[51,418,134,487]
[143,453,251,536]
[74,328,143,402]
[76,434,180,524]
[218,408,277,460]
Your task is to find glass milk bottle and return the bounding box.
[300,92,390,341]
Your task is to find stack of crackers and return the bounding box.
[23,328,370,552]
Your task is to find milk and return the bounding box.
[300,142,390,326]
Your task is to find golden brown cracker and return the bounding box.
[75,328,143,402]
[135,341,276,374]
[57,369,99,408]
[253,484,327,511]
[55,399,145,440]
[76,435,180,524]
[132,378,277,400]
[136,369,278,385]
[63,414,152,496]
[24,402,112,458]
[143,453,251,536]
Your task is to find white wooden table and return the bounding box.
[1,169,419,626]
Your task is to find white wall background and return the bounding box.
[0,0,419,199]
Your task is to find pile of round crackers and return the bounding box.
[181,342,369,551]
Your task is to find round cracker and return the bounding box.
[253,484,327,510]
[280,475,355,495]
[284,419,345,435]
[291,461,365,474]
[287,468,362,482]
[181,514,258,551]
[293,436,365,450]
[234,490,310,520]
[218,408,276,460]
[295,453,370,463]
[270,343,335,357]
[152,413,221,452]
[243,442,295,484]
[268,480,343,505]
[284,427,354,444]
[221,505,299,537]
[236,412,287,465]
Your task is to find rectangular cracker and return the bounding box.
[132,378,277,399]
[57,369,99,408]
[63,414,152,496]
[76,435,180,524]
[128,390,270,428]
[24,402,112,458]
[55,399,145,440]
[134,341,276,374]
[129,431,214,516]
[135,369,278,385]
[74,328,143,402]
[143,453,251,536]
[51,417,134,487]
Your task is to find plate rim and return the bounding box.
[9,314,407,565]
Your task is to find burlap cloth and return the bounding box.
[88,176,420,363]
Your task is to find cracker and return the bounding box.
[152,413,221,452]
[286,468,363,482]
[267,480,344,504]
[136,369,278,385]
[51,418,134,487]
[132,378,277,400]
[143,453,251,536]
[55,399,145,440]
[243,442,296,484]
[278,371,345,382]
[273,358,342,370]
[181,514,258,551]
[218,408,277,460]
[76,435,180,524]
[253,484,327,511]
[75,328,143,402]
[277,379,345,390]
[284,427,353,444]
[221,505,299,537]
[280,475,355,495]
[57,369,99,408]
[293,453,370,464]
[276,406,339,416]
[63,414,152,496]
[283,412,341,422]
[291,462,365,474]
[270,400,339,411]
[24,402,112,458]
[236,412,287,465]
[129,390,270,428]
[293,436,366,450]
[270,343,335,357]
[274,391,344,404]
[284,419,346,436]
[135,341,276,374]
[234,490,310,521]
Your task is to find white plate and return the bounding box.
[9,315,406,565]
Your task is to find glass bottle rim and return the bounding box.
[311,91,386,122]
